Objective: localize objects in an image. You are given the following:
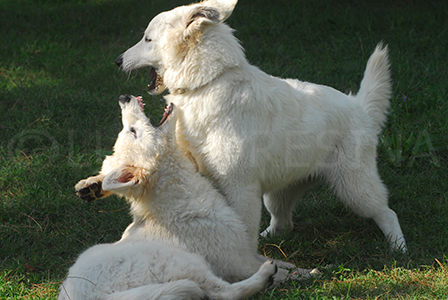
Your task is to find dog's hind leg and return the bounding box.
[104,280,205,300]
[204,260,277,300]
[325,160,407,252]
[261,179,317,238]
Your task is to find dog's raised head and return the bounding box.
[115,0,244,95]
[101,95,177,198]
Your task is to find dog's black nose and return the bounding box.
[115,54,123,67]
[119,94,132,104]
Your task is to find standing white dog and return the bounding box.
[60,95,278,300]
[115,0,406,251]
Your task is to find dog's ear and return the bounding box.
[184,6,221,39]
[208,0,238,22]
[184,0,237,38]
[102,166,141,194]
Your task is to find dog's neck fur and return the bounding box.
[166,62,249,102]
[169,65,241,96]
[128,143,226,229]
[164,22,247,96]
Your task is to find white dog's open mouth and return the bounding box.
[157,103,173,127]
[148,68,166,95]
[136,96,145,110]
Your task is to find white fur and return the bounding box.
[116,1,406,252]
[63,96,281,299]
[59,241,277,300]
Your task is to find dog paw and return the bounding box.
[260,260,278,288]
[260,223,293,238]
[260,225,282,238]
[75,178,104,202]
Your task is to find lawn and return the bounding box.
[1,0,447,299]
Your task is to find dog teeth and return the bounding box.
[165,103,172,113]
[136,96,145,109]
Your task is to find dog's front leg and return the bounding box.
[223,182,263,251]
[75,174,112,202]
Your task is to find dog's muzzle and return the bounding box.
[115,54,124,68]
[119,94,132,104]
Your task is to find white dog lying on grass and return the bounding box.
[61,95,316,299]
[115,0,406,252]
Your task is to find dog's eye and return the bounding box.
[130,127,137,137]
[145,37,152,43]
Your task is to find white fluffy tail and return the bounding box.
[104,280,205,300]
[356,44,392,134]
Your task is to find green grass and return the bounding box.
[1,0,447,299]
